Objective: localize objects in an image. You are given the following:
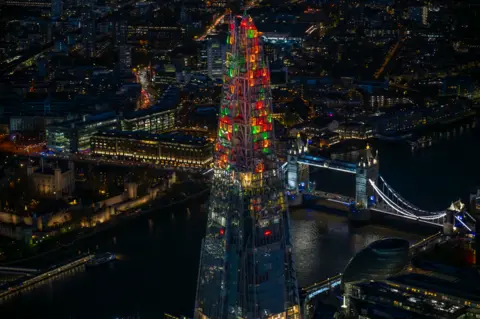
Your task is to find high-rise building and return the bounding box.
[207,39,226,79]
[194,15,300,319]
[114,21,131,69]
[198,39,226,80]
[118,45,132,69]
[82,7,96,58]
[51,0,62,21]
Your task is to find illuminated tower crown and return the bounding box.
[216,15,275,175]
[195,15,300,319]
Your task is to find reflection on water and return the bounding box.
[0,203,430,319]
[0,181,454,319]
[290,208,424,288]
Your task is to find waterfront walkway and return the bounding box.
[0,188,209,266]
[0,255,93,300]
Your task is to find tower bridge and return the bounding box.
[285,137,474,234]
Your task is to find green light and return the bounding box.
[229,69,234,77]
[263,132,268,140]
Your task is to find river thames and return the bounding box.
[1,123,479,319]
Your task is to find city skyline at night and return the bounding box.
[1,0,480,318]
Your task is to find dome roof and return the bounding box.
[342,238,410,286]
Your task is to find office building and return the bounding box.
[51,0,62,21]
[91,130,213,168]
[46,112,120,152]
[200,39,226,80]
[121,104,176,133]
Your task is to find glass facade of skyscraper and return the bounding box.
[194,15,300,319]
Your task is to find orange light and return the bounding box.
[256,163,264,173]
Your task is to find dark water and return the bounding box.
[1,123,479,319]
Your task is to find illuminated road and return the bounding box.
[195,0,260,42]
[0,139,45,155]
[389,82,420,93]
[196,11,229,42]
[133,67,155,109]
[374,38,404,79]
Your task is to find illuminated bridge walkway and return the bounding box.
[369,176,475,230]
[368,176,448,228]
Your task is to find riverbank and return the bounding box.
[0,187,209,267]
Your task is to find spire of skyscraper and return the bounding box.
[194,14,300,319]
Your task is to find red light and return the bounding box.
[220,229,225,235]
[264,230,272,236]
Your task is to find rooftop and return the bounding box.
[390,272,480,302]
[48,112,118,129]
[123,101,177,120]
[94,130,209,146]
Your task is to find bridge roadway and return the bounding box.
[296,154,357,174]
[300,232,445,314]
[303,190,354,206]
[0,255,93,300]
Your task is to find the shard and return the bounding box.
[194,14,301,319]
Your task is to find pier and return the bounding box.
[0,255,93,300]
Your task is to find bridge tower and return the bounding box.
[355,145,379,209]
[469,189,480,266]
[444,200,465,236]
[286,134,308,192]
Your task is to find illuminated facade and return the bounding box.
[121,105,176,134]
[195,15,300,319]
[27,161,75,200]
[91,130,213,168]
[46,112,120,152]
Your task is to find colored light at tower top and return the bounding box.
[216,15,274,175]
[194,15,300,319]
